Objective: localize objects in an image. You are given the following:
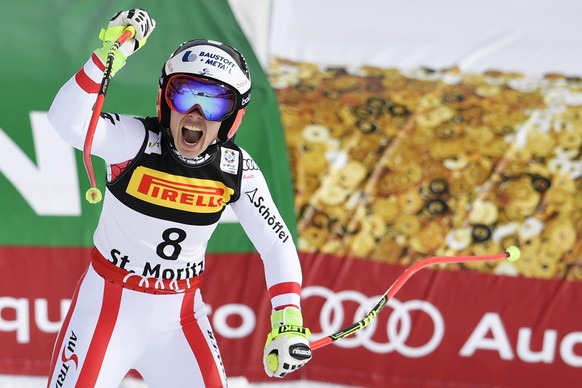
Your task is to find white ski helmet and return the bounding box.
[157,39,252,142]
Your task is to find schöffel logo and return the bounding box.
[127,167,234,213]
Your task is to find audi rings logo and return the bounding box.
[242,158,260,171]
[303,286,445,357]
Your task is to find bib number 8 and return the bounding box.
[156,228,187,260]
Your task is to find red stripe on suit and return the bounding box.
[180,292,223,387]
[76,279,123,386]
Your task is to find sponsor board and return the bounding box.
[1,248,581,386]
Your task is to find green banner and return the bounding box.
[0,1,296,252]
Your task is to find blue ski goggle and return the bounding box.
[165,74,236,121]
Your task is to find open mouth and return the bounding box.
[182,126,203,145]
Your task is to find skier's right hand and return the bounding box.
[94,9,156,76]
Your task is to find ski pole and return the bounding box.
[310,245,521,350]
[83,26,135,204]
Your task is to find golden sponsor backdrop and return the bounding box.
[270,59,582,281]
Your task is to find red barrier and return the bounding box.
[1,247,581,386]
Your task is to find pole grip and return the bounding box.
[118,26,136,44]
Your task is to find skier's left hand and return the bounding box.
[263,307,312,378]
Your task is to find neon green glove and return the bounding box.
[94,9,156,76]
[263,307,312,378]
